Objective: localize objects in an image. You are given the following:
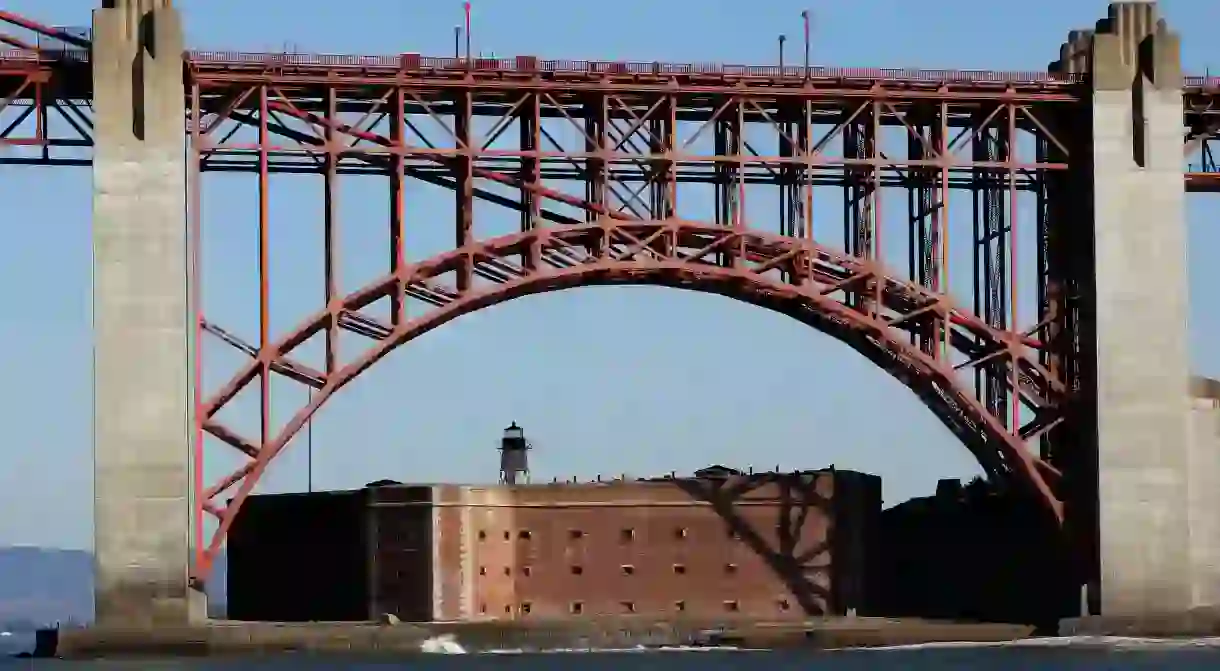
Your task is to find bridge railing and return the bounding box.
[186,51,1083,84]
[7,42,1220,89]
[35,26,90,52]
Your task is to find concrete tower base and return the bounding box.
[91,0,202,627]
[1049,1,1218,627]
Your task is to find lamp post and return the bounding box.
[463,1,472,63]
[454,25,462,59]
[778,34,786,74]
[801,9,811,77]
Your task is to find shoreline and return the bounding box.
[22,615,1220,659]
[32,617,1032,658]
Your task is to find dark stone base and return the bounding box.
[1060,608,1220,638]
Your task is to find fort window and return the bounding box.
[778,599,790,611]
[477,530,487,541]
[724,600,740,612]
[621,564,635,576]
[674,600,686,612]
[724,562,738,574]
[503,530,511,540]
[479,566,487,576]
[518,530,532,540]
[522,566,532,577]
[570,601,584,615]
[569,529,585,540]
[479,603,487,614]
[504,605,511,613]
[621,601,636,613]
[620,528,635,542]
[570,565,584,575]
[521,602,532,614]
[672,564,686,575]
[503,567,511,576]
[674,526,688,539]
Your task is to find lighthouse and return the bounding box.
[499,421,530,485]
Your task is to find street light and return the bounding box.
[778,34,787,74]
[463,1,472,62]
[801,9,811,77]
[454,25,462,59]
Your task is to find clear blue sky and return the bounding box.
[1,0,1219,551]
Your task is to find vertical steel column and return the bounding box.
[323,86,340,370]
[779,102,798,239]
[906,105,938,353]
[800,98,814,241]
[1038,105,1084,478]
[389,87,406,325]
[842,105,875,312]
[34,79,45,160]
[714,119,730,228]
[257,85,271,448]
[1042,102,1094,611]
[1036,133,1051,403]
[937,101,951,361]
[454,90,474,291]
[583,94,607,222]
[734,99,746,232]
[972,109,1009,428]
[648,97,676,219]
[1006,104,1020,432]
[664,95,678,217]
[188,80,204,570]
[869,101,882,313]
[519,92,541,231]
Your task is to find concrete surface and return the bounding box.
[1060,607,1220,637]
[1055,1,1197,617]
[91,0,199,626]
[1189,379,1220,609]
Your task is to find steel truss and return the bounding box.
[1186,87,1220,191]
[0,18,1215,585]
[0,15,90,162]
[182,72,1088,582]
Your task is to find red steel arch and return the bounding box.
[196,218,1066,581]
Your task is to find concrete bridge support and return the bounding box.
[1189,378,1220,610]
[91,0,201,625]
[1055,1,1217,621]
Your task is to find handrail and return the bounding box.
[186,50,1082,85]
[5,45,1220,89]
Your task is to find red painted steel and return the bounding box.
[0,9,1217,589]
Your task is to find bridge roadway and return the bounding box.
[3,19,1220,189]
[1,0,1219,639]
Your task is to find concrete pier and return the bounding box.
[1054,1,1211,620]
[1188,377,1220,609]
[1090,2,1193,617]
[91,0,199,625]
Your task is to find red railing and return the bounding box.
[188,50,1082,85]
[5,45,1220,88]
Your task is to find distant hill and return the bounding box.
[0,547,226,628]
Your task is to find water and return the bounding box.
[1,636,1219,670]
